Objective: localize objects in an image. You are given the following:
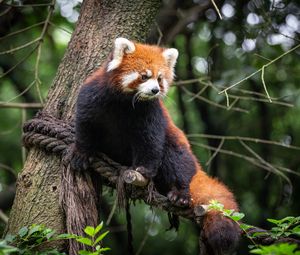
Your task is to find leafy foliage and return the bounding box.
[268,216,300,239]
[0,223,109,255]
[250,243,300,255]
[77,223,110,255]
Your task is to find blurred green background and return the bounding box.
[0,0,299,254]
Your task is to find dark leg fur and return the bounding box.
[157,134,196,207]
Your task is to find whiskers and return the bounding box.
[160,93,176,105]
[132,91,167,109]
[132,91,143,108]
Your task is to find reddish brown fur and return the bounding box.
[86,43,173,94]
[160,101,192,149]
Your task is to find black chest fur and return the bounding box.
[83,84,166,166]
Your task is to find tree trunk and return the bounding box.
[6,0,161,249]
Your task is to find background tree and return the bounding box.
[0,0,300,254]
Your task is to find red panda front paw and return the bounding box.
[167,189,191,207]
[135,166,154,179]
[63,144,90,171]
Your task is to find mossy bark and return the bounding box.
[6,0,161,249]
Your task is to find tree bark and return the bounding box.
[6,0,161,248]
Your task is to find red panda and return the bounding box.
[71,38,240,254]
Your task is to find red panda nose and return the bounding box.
[151,88,159,95]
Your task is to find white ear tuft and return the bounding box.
[107,38,135,72]
[162,48,179,70]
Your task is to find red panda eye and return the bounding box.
[157,77,162,82]
[141,75,148,81]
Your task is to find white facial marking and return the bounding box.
[146,69,152,77]
[138,79,160,98]
[122,72,139,87]
[107,38,135,72]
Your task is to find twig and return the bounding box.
[175,78,293,108]
[261,66,272,102]
[3,3,53,8]
[224,90,229,107]
[0,6,11,17]
[5,80,35,103]
[33,0,55,104]
[49,22,73,34]
[219,44,300,94]
[0,47,38,78]
[0,102,42,109]
[190,141,299,177]
[0,22,45,41]
[0,38,40,55]
[206,138,224,166]
[181,86,249,113]
[238,140,290,184]
[187,84,208,102]
[136,212,156,255]
[106,197,118,226]
[0,163,17,177]
[210,0,223,20]
[0,210,8,223]
[187,133,300,150]
[155,22,163,46]
[21,109,27,164]
[35,44,44,104]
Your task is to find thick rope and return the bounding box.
[22,112,300,251]
[125,199,134,255]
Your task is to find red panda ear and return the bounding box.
[162,48,179,70]
[107,38,135,72]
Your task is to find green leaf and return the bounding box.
[278,216,296,224]
[94,222,103,235]
[76,237,92,246]
[56,233,78,239]
[79,250,92,255]
[267,218,281,225]
[4,234,15,243]
[251,232,268,237]
[292,225,300,236]
[18,226,28,237]
[99,247,111,252]
[84,226,96,237]
[250,243,299,255]
[231,212,245,221]
[249,248,263,254]
[28,225,41,236]
[208,200,224,211]
[240,223,252,231]
[94,231,109,245]
[46,231,56,240]
[223,209,234,217]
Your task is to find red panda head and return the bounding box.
[106,38,178,101]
